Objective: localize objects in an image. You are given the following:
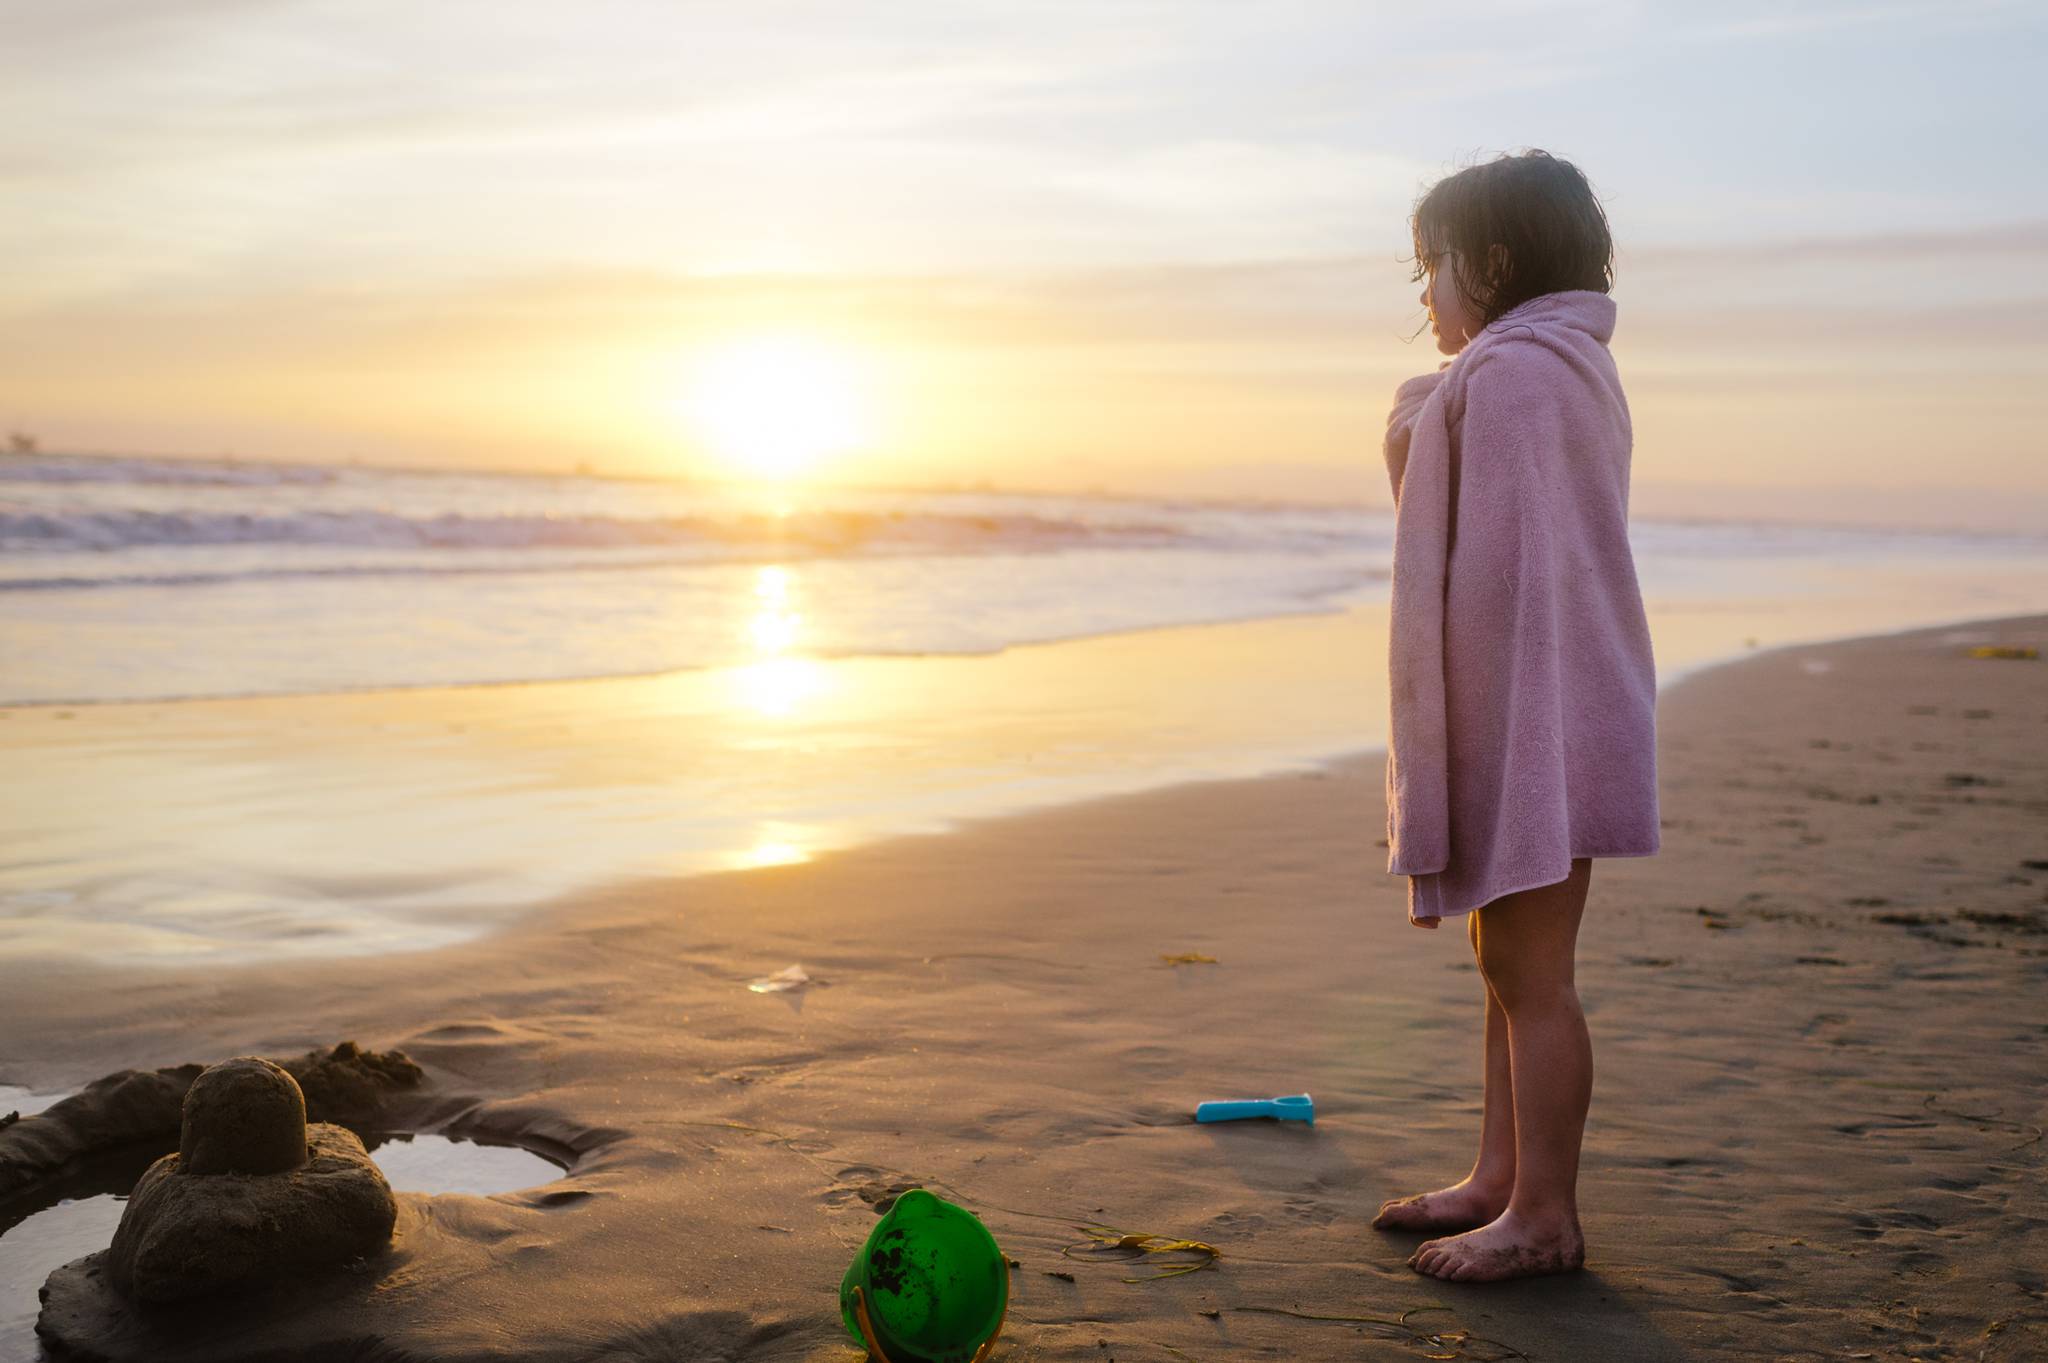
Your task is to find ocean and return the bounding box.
[5,452,2045,706]
[4,452,2047,965]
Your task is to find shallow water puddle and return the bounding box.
[0,1143,157,1363]
[0,1090,64,1120]
[0,1194,126,1297]
[0,1130,564,1361]
[361,1131,566,1195]
[2,1196,127,1362]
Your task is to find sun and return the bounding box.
[682,334,870,480]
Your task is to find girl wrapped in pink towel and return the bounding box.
[1373,149,1660,1283]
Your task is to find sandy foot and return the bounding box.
[1409,1208,1585,1283]
[1371,1178,1511,1233]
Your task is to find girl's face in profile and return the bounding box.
[1421,249,1478,356]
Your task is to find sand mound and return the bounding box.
[0,1042,420,1200]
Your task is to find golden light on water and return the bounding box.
[733,563,826,717]
[748,565,800,653]
[682,335,871,480]
[733,835,811,869]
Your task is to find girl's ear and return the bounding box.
[1485,242,1510,284]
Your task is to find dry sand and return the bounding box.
[4,612,2046,1362]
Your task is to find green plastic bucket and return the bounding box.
[839,1188,1010,1363]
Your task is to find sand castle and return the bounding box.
[105,1056,397,1304]
[14,1044,449,1362]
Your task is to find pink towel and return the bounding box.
[1382,289,1660,923]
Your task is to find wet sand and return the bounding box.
[6,586,2029,968]
[4,612,2046,1361]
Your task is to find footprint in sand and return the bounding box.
[1281,1196,1339,1228]
[824,1165,921,1214]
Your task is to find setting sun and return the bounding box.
[682,334,870,480]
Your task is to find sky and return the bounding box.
[3,0,2044,530]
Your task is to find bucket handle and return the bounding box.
[851,1256,1011,1363]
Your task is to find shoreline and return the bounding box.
[0,588,1389,713]
[4,608,2046,1360]
[6,599,2044,972]
[1,589,2041,715]
[6,602,2042,1026]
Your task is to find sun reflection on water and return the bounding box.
[754,564,793,608]
[730,817,816,869]
[748,566,801,654]
[733,655,826,716]
[733,838,810,869]
[733,564,825,717]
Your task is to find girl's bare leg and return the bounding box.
[1372,911,1518,1231]
[1411,857,1592,1282]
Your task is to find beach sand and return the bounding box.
[4,612,2046,1361]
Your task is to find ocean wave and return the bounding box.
[0,453,336,487]
[0,504,1192,556]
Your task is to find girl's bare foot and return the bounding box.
[1408,1207,1585,1282]
[1371,1178,1511,1233]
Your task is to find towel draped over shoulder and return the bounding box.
[1382,289,1660,923]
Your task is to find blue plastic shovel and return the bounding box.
[1194,1093,1314,1126]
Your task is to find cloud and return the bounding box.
[3,0,279,55]
[1663,0,2021,44]
[1621,218,2048,266]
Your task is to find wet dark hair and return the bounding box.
[1408,149,1614,331]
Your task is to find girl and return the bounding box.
[1371,150,1661,1283]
